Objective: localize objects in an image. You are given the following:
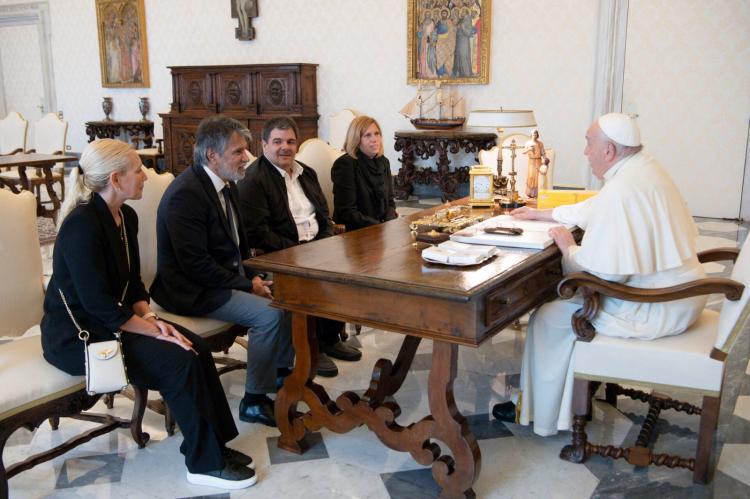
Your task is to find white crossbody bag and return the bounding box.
[58,209,130,395]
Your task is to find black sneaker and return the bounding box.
[322,341,362,361]
[186,463,257,489]
[222,447,255,469]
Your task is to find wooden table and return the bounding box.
[0,153,77,218]
[251,203,571,498]
[393,130,497,201]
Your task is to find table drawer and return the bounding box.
[484,261,562,326]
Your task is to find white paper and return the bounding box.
[450,215,575,250]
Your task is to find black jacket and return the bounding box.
[331,152,397,230]
[237,155,333,252]
[41,194,149,374]
[150,163,262,316]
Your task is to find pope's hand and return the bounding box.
[549,226,575,252]
[510,206,537,220]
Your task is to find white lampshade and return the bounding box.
[466,109,536,129]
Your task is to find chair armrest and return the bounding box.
[557,271,745,342]
[697,247,739,264]
[25,148,37,154]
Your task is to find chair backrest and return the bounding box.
[715,239,750,353]
[328,109,357,151]
[34,113,68,154]
[296,138,345,212]
[127,167,175,288]
[0,190,44,336]
[0,111,28,154]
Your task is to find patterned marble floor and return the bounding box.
[5,201,750,498]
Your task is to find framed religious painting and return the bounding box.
[95,0,150,87]
[407,0,491,85]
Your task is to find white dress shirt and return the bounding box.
[271,161,319,242]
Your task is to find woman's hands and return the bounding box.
[147,317,196,353]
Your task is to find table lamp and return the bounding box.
[466,108,536,208]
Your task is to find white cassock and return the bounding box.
[518,151,707,436]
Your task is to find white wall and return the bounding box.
[33,0,597,186]
[622,0,750,218]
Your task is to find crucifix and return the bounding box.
[231,0,258,41]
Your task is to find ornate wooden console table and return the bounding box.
[85,120,154,147]
[250,202,573,498]
[394,130,496,201]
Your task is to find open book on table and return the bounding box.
[450,214,575,250]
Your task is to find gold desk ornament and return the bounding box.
[409,204,486,244]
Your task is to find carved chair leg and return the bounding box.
[104,393,115,409]
[560,378,590,463]
[129,385,150,448]
[165,404,176,436]
[48,416,60,430]
[604,383,618,408]
[693,395,720,484]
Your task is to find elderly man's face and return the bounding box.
[262,127,298,170]
[584,123,613,180]
[210,131,249,182]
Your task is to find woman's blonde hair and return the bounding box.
[343,116,383,159]
[58,139,135,227]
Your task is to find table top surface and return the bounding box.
[251,203,563,302]
[395,130,497,139]
[0,153,78,166]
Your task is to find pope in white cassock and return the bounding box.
[492,113,707,436]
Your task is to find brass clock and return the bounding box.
[469,165,495,207]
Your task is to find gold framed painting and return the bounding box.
[95,0,150,87]
[407,0,491,85]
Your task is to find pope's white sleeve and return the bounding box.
[563,246,629,283]
[552,197,595,227]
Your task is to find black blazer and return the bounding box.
[237,155,333,252]
[331,152,397,230]
[150,163,261,316]
[41,194,149,374]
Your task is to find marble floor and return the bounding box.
[5,202,750,498]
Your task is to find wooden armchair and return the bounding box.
[127,167,248,434]
[0,189,148,497]
[557,245,749,484]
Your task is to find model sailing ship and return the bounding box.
[400,82,465,130]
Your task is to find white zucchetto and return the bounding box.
[598,113,641,147]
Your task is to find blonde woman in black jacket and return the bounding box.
[331,116,397,230]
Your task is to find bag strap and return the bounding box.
[58,288,90,343]
[119,208,129,303]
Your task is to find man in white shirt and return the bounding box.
[492,113,707,436]
[237,117,362,378]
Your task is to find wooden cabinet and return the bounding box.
[160,63,318,175]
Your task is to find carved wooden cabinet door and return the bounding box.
[258,71,301,114]
[216,72,256,114]
[177,72,215,113]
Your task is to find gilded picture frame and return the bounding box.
[95,0,150,88]
[407,0,491,85]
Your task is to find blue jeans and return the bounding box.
[206,290,292,394]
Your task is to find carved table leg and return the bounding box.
[40,164,61,220]
[275,312,318,454]
[394,139,416,200]
[365,335,421,404]
[427,341,480,499]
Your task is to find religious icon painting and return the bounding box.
[95,0,150,87]
[407,0,491,85]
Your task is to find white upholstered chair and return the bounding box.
[0,111,28,155]
[478,134,555,196]
[296,138,345,215]
[128,167,248,433]
[557,243,750,484]
[328,108,357,151]
[0,189,147,496]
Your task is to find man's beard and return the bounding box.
[219,163,244,182]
